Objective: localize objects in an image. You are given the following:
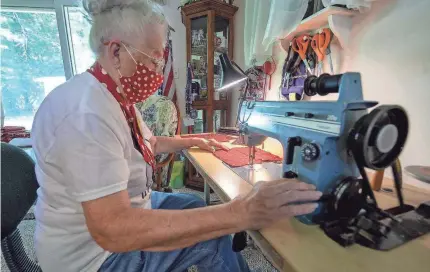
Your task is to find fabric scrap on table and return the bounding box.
[1,126,30,143]
[214,147,282,167]
[181,133,236,143]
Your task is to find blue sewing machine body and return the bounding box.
[240,73,378,224]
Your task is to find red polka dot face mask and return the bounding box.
[118,43,164,104]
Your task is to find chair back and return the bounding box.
[1,142,41,271]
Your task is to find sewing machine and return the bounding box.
[237,73,430,251]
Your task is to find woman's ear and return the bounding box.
[108,41,121,68]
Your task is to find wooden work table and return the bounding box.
[182,138,430,272]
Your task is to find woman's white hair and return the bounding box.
[83,0,167,54]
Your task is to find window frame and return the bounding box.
[2,0,85,79]
[1,0,55,9]
[54,0,80,79]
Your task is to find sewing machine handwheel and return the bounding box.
[330,177,368,219]
[304,75,318,96]
[304,73,340,97]
[348,105,408,170]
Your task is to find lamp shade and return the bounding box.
[217,53,247,92]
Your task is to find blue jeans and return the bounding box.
[98,191,250,272]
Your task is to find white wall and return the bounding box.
[346,0,430,189]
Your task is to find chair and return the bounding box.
[1,142,41,272]
[136,95,180,192]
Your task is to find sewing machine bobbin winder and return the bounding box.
[236,72,430,251]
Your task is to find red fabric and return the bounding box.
[87,62,156,169]
[181,133,236,142]
[214,147,282,167]
[1,126,30,143]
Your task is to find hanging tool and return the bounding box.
[311,35,324,75]
[279,42,303,101]
[311,28,334,74]
[321,28,334,74]
[280,43,295,92]
[262,57,276,99]
[292,34,312,74]
[279,44,291,100]
[281,42,306,101]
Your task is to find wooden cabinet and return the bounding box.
[181,0,238,133]
[181,0,238,191]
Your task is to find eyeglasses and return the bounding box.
[123,43,165,70]
[103,40,165,71]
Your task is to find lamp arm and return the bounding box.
[231,61,247,75]
[229,60,248,98]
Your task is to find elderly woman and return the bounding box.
[31,0,321,271]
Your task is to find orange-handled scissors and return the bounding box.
[292,34,312,74]
[311,28,333,74]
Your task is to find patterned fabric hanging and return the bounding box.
[244,65,266,101]
[185,62,197,119]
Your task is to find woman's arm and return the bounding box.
[82,179,321,252]
[83,190,243,252]
[152,136,228,154]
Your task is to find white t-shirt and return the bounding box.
[31,72,154,272]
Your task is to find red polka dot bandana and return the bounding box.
[87,62,157,169]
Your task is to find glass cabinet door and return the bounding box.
[213,15,230,129]
[189,15,209,133]
[190,15,209,102]
[213,15,229,96]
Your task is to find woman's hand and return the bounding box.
[230,178,322,230]
[193,138,230,153]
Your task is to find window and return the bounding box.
[1,8,66,129]
[1,1,94,129]
[65,6,95,74]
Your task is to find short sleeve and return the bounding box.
[47,113,129,202]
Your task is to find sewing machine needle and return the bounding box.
[249,146,256,167]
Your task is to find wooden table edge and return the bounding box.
[182,149,290,271]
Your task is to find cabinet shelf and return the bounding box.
[193,73,207,77]
[191,46,207,56]
[192,100,230,110]
[280,6,357,51]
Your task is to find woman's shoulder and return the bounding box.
[49,72,119,113]
[35,72,124,132]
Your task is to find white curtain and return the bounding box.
[322,0,380,12]
[244,0,308,67]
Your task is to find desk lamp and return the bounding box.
[216,53,249,133]
[217,53,247,92]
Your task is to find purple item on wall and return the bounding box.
[281,62,306,101]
